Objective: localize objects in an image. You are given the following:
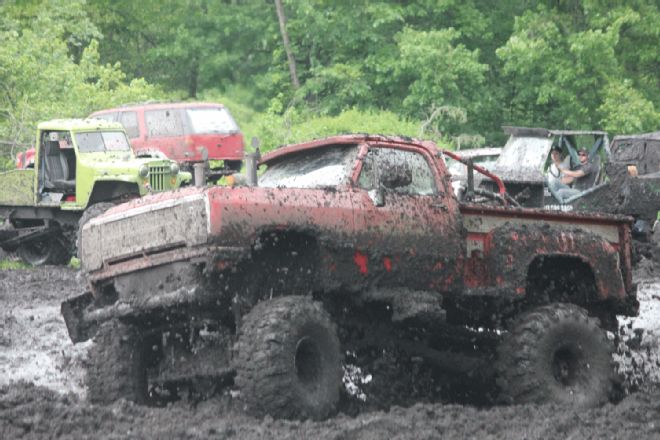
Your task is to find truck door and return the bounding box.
[350,144,463,292]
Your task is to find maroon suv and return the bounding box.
[90,102,244,178]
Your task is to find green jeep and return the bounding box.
[0,119,191,265]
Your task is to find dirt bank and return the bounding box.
[1,266,659,439]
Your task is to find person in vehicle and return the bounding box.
[547,145,569,181]
[548,147,598,203]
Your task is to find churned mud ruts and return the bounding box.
[1,265,660,439]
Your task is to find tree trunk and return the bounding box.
[188,57,199,98]
[274,0,300,89]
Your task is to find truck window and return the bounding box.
[75,131,131,153]
[119,111,140,139]
[260,145,357,189]
[358,148,436,195]
[145,109,184,137]
[186,107,239,134]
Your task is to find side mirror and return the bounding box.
[381,161,412,190]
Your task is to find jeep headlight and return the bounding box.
[170,162,180,175]
[138,164,149,178]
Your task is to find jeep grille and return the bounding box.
[149,165,169,191]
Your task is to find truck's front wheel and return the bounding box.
[496,303,616,408]
[17,235,71,266]
[233,296,342,420]
[86,319,148,405]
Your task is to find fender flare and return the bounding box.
[485,223,625,301]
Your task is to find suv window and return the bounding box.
[145,109,184,137]
[186,107,239,134]
[119,111,139,139]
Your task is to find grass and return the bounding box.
[0,258,29,270]
[0,256,80,269]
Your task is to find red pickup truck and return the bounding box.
[62,135,638,420]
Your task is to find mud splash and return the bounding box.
[1,266,660,439]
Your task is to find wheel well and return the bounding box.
[525,255,599,308]
[250,230,320,295]
[88,181,140,205]
[222,230,322,330]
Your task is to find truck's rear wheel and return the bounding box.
[233,296,342,420]
[496,303,615,408]
[86,319,148,405]
[17,235,71,266]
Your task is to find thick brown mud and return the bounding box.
[1,265,660,439]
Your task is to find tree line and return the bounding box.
[1,0,658,168]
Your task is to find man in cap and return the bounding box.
[549,147,598,203]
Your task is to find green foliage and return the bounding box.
[0,258,29,270]
[497,2,659,134]
[599,80,660,133]
[0,0,165,163]
[1,0,659,173]
[69,257,80,269]
[251,107,433,154]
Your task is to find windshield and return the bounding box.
[187,108,239,134]
[75,131,131,153]
[260,145,358,189]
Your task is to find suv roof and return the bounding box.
[94,101,227,112]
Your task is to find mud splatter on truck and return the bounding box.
[62,134,637,420]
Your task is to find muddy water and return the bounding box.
[1,266,660,439]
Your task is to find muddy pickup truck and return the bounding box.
[62,134,637,420]
[0,119,191,265]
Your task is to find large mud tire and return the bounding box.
[77,202,114,256]
[233,296,342,420]
[86,319,147,405]
[496,303,615,408]
[17,235,71,266]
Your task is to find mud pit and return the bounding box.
[1,265,660,439]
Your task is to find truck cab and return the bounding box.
[0,119,191,265]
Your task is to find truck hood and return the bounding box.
[81,184,355,273]
[81,186,209,272]
[79,152,173,170]
[489,136,552,183]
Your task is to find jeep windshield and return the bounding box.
[75,131,131,153]
[187,107,239,134]
[260,145,358,189]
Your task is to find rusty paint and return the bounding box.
[383,257,392,272]
[354,251,368,275]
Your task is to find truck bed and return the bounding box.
[459,203,635,309]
